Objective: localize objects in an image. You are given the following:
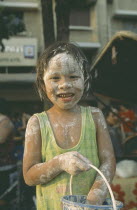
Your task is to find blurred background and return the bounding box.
[1,0,137,113]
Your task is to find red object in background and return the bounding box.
[119,110,136,133]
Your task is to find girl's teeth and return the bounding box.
[59,94,73,98]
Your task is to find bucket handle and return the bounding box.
[70,164,117,210]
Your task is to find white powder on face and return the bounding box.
[58,82,73,89]
[43,53,84,109]
[44,53,84,87]
[48,53,84,78]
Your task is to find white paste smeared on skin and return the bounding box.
[70,135,75,142]
[57,151,91,175]
[47,53,84,76]
[98,111,107,129]
[91,107,100,113]
[96,161,112,183]
[34,163,43,169]
[40,174,46,183]
[92,188,105,202]
[93,148,114,185]
[24,116,40,155]
[25,116,40,138]
[91,107,107,129]
[58,82,73,89]
[53,117,79,144]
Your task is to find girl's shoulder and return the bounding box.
[81,106,103,117]
[29,111,46,120]
[27,114,40,127]
[87,106,105,128]
[90,106,101,113]
[27,112,49,128]
[87,106,102,116]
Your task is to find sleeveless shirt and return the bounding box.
[35,106,100,210]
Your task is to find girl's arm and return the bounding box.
[87,108,116,205]
[23,115,91,186]
[23,115,62,186]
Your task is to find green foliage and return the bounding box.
[0,8,25,51]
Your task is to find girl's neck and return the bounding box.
[48,105,80,116]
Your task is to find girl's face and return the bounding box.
[43,53,84,110]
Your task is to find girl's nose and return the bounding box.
[58,81,72,89]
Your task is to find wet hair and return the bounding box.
[36,41,90,100]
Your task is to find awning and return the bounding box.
[90,31,137,104]
[76,42,101,49]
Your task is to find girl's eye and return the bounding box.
[51,76,60,80]
[70,75,79,79]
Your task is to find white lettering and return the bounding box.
[5,46,23,53]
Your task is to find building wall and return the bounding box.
[106,0,137,37]
[114,0,137,11]
[0,0,44,113]
[69,4,99,43]
[95,0,108,48]
[24,10,44,53]
[4,0,38,2]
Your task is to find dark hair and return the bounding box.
[36,41,90,100]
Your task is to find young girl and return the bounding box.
[23,42,116,209]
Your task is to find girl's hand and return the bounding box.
[86,194,104,206]
[58,151,91,175]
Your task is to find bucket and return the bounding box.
[61,196,123,210]
[61,164,123,210]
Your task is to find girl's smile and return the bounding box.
[43,53,84,110]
